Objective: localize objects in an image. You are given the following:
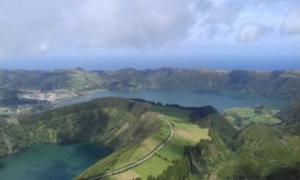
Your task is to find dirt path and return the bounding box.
[89,119,174,180]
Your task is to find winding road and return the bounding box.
[88,118,175,180]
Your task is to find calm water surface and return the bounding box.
[56,89,288,111]
[0,144,111,180]
[0,89,288,180]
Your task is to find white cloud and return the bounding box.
[0,0,197,58]
[0,0,299,59]
[281,12,300,35]
[237,23,268,43]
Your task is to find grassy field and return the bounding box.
[224,107,281,129]
[112,115,210,180]
[78,111,210,180]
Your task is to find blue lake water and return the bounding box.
[56,89,289,111]
[0,144,111,180]
[0,89,289,180]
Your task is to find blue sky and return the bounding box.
[0,0,299,70]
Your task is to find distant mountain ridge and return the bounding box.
[1,68,300,100]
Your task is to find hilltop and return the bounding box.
[0,97,215,179]
[0,97,160,157]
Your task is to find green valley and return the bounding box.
[1,95,299,180]
[1,1,300,179]
[0,69,300,180]
[0,97,213,179]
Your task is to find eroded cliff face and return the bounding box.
[0,97,162,157]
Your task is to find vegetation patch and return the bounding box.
[78,111,209,180]
[224,106,281,129]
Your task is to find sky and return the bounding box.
[0,0,299,70]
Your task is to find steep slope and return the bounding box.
[2,96,299,179]
[154,102,300,180]
[236,124,300,177]
[0,97,215,180]
[0,97,161,157]
[167,125,300,180]
[78,103,212,180]
[277,101,300,135]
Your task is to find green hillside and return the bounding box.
[0,97,161,157]
[0,97,214,180]
[224,106,281,129]
[154,104,300,180]
[78,107,210,180]
[0,69,106,92]
[1,68,300,100]
[1,97,300,180]
[277,101,300,135]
